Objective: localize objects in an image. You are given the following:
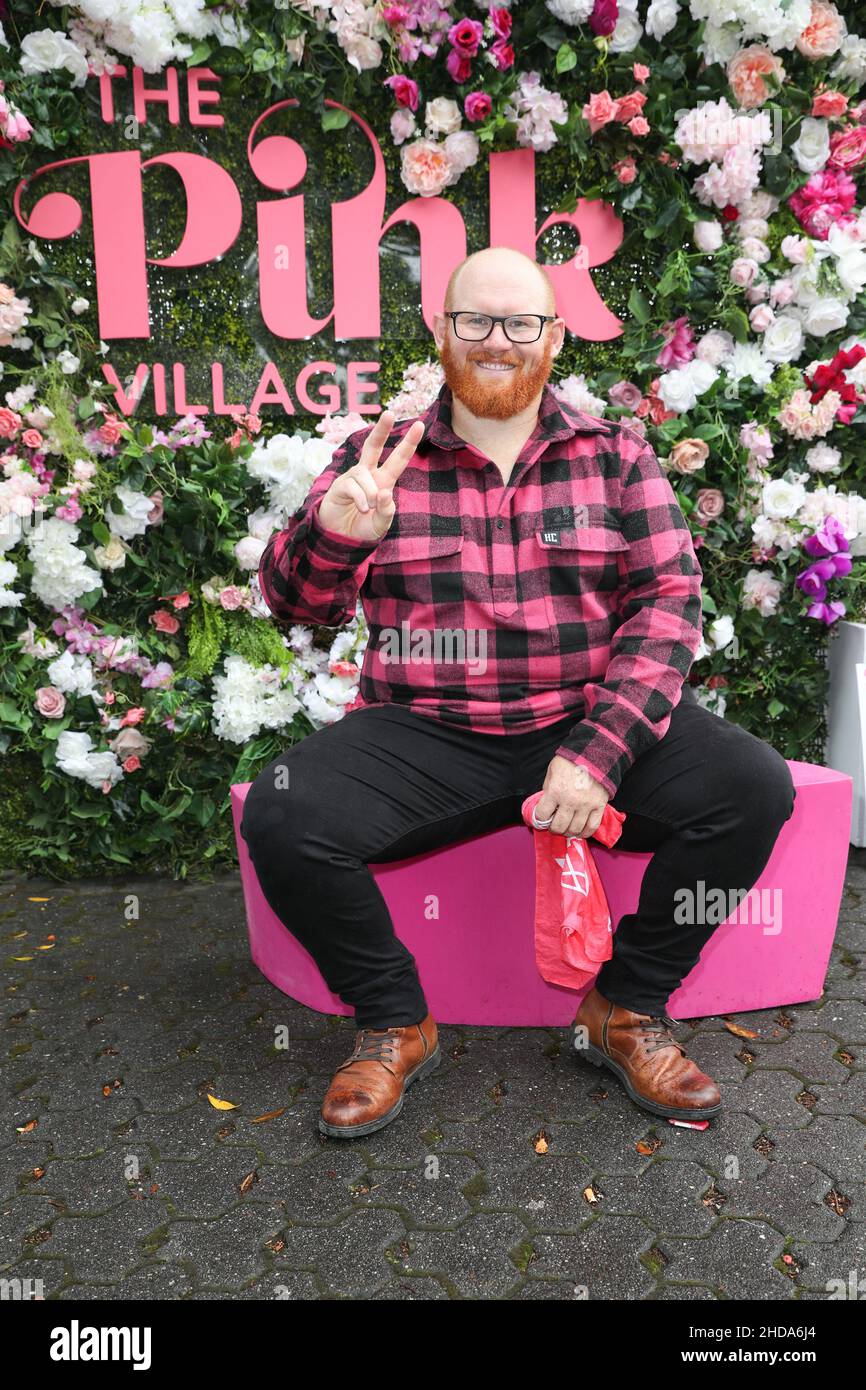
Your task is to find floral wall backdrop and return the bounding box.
[1,0,866,879]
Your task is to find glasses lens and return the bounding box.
[454,313,492,340]
[505,316,542,342]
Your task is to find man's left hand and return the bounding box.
[533,756,610,839]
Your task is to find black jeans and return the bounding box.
[240,686,797,1026]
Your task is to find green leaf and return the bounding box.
[321,106,351,131]
[628,287,651,325]
[722,306,750,344]
[92,520,111,546]
[77,396,96,420]
[251,47,275,72]
[767,698,785,718]
[187,41,212,66]
[555,43,577,74]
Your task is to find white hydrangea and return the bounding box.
[544,0,594,23]
[245,433,334,517]
[0,557,24,608]
[211,654,301,743]
[26,518,103,612]
[20,28,89,84]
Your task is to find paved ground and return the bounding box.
[1,851,865,1302]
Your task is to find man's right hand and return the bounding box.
[316,410,426,543]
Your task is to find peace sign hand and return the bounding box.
[316,411,426,544]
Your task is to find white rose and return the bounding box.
[20,29,89,85]
[791,118,830,174]
[761,313,805,363]
[425,97,462,137]
[695,328,734,366]
[608,11,644,51]
[70,297,89,315]
[693,219,723,253]
[709,615,735,651]
[805,443,842,473]
[235,535,267,570]
[801,297,849,337]
[56,349,80,374]
[762,478,806,519]
[645,0,679,41]
[94,535,128,570]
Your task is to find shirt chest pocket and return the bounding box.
[534,525,629,633]
[365,530,465,602]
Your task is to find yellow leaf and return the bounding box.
[583,1186,598,1203]
[28,897,51,902]
[37,944,55,951]
[724,1019,758,1039]
[534,1135,549,1154]
[207,1093,237,1111]
[11,956,33,961]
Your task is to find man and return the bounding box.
[242,246,796,1139]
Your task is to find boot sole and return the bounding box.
[573,1026,722,1121]
[318,1042,442,1139]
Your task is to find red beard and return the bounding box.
[439,331,556,420]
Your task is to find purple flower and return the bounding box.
[802,515,850,557]
[807,598,846,624]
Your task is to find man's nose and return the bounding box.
[485,322,513,350]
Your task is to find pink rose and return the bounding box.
[613,157,638,184]
[401,138,453,197]
[582,90,618,134]
[489,39,513,71]
[383,74,419,111]
[812,90,848,119]
[633,63,650,83]
[21,428,42,449]
[0,407,21,438]
[769,277,795,307]
[614,91,647,122]
[628,116,650,136]
[447,17,484,57]
[730,256,759,287]
[727,45,786,108]
[668,439,710,475]
[446,48,472,83]
[120,706,146,726]
[150,609,180,634]
[695,488,725,522]
[219,586,246,611]
[147,491,164,525]
[122,756,141,773]
[464,91,491,123]
[749,304,775,331]
[795,0,845,60]
[490,7,512,39]
[608,380,643,410]
[828,125,866,173]
[35,686,65,718]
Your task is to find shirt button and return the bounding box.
[496,519,504,529]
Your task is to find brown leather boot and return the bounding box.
[319,1011,440,1138]
[570,986,722,1120]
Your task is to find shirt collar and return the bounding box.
[416,381,612,455]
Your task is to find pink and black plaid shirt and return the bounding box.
[258,381,704,797]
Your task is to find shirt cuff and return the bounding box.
[308,500,383,566]
[553,735,628,800]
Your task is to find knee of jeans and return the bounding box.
[744,746,797,825]
[241,767,308,863]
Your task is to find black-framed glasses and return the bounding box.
[446,311,556,343]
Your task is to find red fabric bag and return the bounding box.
[521,790,627,990]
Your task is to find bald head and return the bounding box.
[443,247,557,317]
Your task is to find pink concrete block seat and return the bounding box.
[231,759,852,1026]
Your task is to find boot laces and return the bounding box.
[641,1014,685,1056]
[352,1026,401,1063]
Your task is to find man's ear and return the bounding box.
[432,311,446,349]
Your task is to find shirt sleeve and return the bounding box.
[553,426,704,798]
[257,429,382,627]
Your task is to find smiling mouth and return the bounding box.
[473,361,517,372]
